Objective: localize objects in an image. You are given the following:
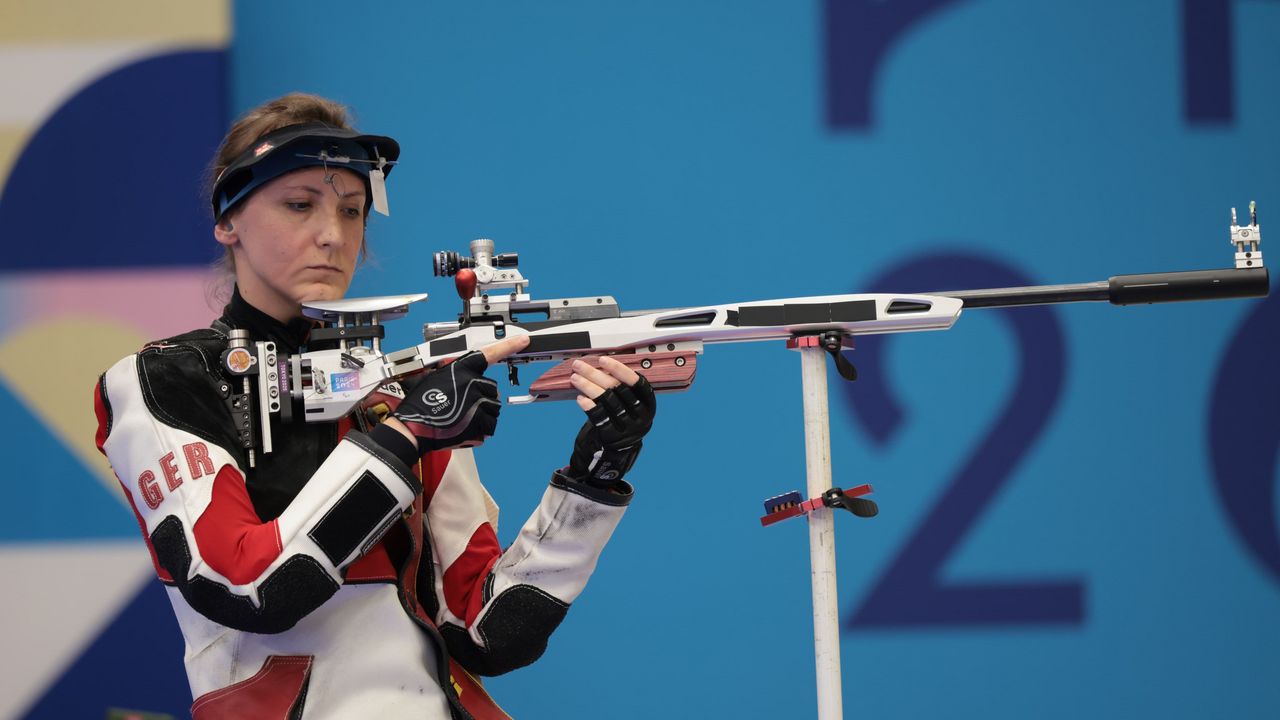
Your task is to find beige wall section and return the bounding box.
[0,319,150,504]
[0,0,229,44]
[0,125,31,189]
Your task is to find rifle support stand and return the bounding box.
[792,336,843,720]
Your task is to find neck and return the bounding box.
[222,286,315,354]
[235,274,302,324]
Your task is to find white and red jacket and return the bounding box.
[94,297,632,719]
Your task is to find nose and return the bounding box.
[315,208,345,249]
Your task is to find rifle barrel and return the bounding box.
[935,267,1269,309]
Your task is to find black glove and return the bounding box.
[566,375,657,487]
[393,351,501,452]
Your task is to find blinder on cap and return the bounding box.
[212,122,400,221]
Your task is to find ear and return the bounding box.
[213,217,237,247]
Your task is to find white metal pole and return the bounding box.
[799,345,842,720]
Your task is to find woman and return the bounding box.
[94,93,656,719]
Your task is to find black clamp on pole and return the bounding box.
[786,332,858,381]
[760,484,878,527]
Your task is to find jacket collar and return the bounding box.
[216,286,315,354]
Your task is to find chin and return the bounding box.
[296,283,348,304]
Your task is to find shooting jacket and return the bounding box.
[94,289,631,719]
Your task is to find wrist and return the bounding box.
[551,468,634,506]
[369,422,421,468]
[569,443,641,487]
[381,417,420,451]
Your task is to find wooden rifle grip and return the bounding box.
[526,351,697,402]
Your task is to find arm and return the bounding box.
[425,357,655,675]
[424,448,632,676]
[96,348,421,634]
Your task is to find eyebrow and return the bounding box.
[283,184,366,199]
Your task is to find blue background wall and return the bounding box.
[231,2,1280,717]
[4,1,1277,718]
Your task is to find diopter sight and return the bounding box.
[433,238,521,288]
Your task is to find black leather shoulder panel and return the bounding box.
[134,329,243,459]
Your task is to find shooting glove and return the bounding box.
[393,351,501,452]
[566,375,657,487]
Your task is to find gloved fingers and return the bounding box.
[584,400,611,427]
[611,384,652,432]
[477,401,500,438]
[472,376,499,400]
[479,334,530,366]
[401,367,436,396]
[454,350,491,375]
[612,383,640,411]
[610,384,641,427]
[394,347,508,452]
[453,400,501,449]
[590,356,652,413]
[595,388,632,428]
[630,374,657,415]
[462,382,500,431]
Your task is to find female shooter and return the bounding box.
[94,93,655,719]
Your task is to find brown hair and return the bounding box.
[206,93,364,296]
[207,92,354,210]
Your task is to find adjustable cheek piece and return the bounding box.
[219,293,429,469]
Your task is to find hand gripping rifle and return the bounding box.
[220,204,1266,719]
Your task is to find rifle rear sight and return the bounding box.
[433,250,520,276]
[423,239,622,345]
[433,237,521,293]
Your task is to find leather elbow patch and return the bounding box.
[151,516,339,634]
[440,584,570,676]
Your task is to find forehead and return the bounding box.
[261,166,367,195]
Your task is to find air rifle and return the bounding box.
[220,204,1267,466]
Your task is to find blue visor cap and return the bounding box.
[211,122,400,220]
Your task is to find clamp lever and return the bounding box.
[760,484,877,527]
[787,332,857,381]
[820,487,878,518]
